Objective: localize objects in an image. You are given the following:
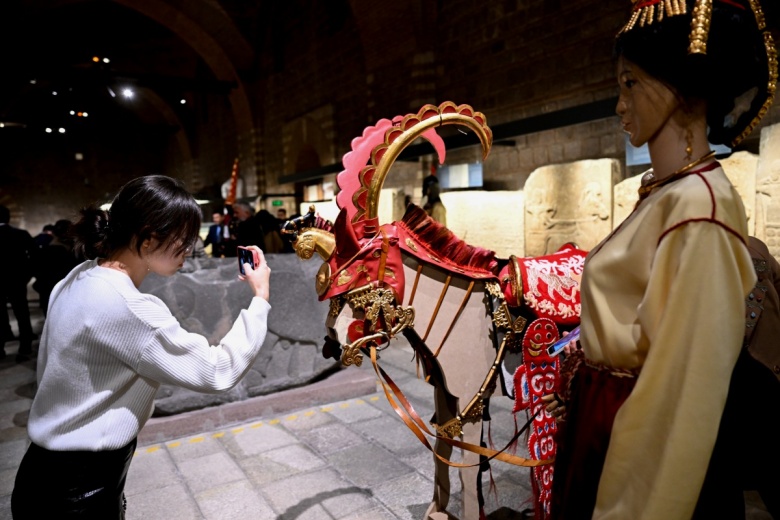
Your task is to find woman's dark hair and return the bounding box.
[73,175,201,260]
[614,0,776,145]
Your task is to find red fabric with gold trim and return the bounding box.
[395,205,499,281]
[517,245,586,326]
[319,209,406,303]
[346,319,388,346]
[513,317,560,520]
[498,255,522,307]
[396,226,497,280]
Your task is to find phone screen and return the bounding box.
[237,247,256,275]
[547,326,580,357]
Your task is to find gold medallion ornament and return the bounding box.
[336,269,353,286]
[316,262,332,296]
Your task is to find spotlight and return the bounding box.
[180,99,186,104]
[45,128,52,133]
[103,57,110,64]
[121,88,134,99]
[70,110,75,115]
[58,128,66,133]
[82,112,88,117]
[52,91,57,96]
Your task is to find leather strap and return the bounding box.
[377,228,389,286]
[423,275,451,342]
[369,346,553,468]
[434,280,475,357]
[408,264,423,306]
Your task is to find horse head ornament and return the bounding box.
[283,102,584,519]
[284,102,493,368]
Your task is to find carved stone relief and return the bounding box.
[613,173,643,229]
[720,151,757,236]
[757,124,780,256]
[441,190,524,258]
[524,159,619,256]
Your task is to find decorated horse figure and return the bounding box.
[283,102,585,519]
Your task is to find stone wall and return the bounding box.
[290,126,780,261]
[139,254,339,416]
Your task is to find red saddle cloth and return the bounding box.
[513,317,561,520]
[498,244,586,326]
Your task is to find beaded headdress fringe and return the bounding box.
[618,0,778,146]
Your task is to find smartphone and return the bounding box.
[237,246,260,276]
[547,326,580,357]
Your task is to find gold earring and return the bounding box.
[685,129,694,161]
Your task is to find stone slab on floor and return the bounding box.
[138,367,377,445]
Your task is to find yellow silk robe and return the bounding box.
[579,164,756,519]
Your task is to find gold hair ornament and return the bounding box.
[619,0,778,147]
[733,0,778,146]
[618,0,688,35]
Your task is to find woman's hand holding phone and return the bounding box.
[238,246,270,301]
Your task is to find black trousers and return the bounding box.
[0,282,34,355]
[694,350,780,519]
[12,438,137,519]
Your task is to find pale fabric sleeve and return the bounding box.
[593,222,755,519]
[135,296,271,392]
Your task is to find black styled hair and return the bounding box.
[0,205,9,224]
[52,219,73,241]
[614,0,776,145]
[73,175,201,260]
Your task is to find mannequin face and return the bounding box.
[616,57,681,148]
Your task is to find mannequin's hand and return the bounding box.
[541,393,566,422]
[560,330,580,356]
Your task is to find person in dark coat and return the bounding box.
[230,202,265,253]
[33,219,79,316]
[0,205,36,361]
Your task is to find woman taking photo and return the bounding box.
[550,1,777,519]
[12,175,271,518]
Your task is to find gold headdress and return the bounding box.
[618,0,777,146]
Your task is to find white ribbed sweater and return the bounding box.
[28,260,270,451]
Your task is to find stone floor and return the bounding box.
[0,300,773,519]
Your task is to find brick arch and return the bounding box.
[110,0,260,194]
[284,112,335,177]
[347,0,430,68]
[137,87,195,186]
[13,0,260,194]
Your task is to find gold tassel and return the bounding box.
[747,0,767,30]
[688,0,713,55]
